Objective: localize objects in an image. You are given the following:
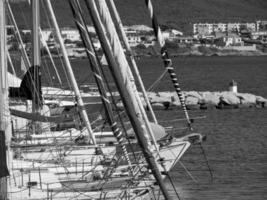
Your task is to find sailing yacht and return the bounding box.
[0,0,205,199]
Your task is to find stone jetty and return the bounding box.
[141,91,267,110]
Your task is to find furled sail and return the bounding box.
[9,65,43,105]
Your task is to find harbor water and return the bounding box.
[140,56,267,200]
[41,56,267,200]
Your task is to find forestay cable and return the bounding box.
[144,0,192,130]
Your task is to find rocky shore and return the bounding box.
[141,91,267,110]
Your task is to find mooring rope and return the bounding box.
[199,143,213,181]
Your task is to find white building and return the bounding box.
[177,36,194,44]
[127,33,142,47]
[251,31,267,40]
[40,28,81,43]
[194,22,257,36]
[227,23,241,32]
[123,28,143,47]
[124,25,153,33]
[256,20,267,31]
[162,31,171,41]
[227,23,256,32]
[162,29,183,41]
[193,23,214,35]
[214,23,227,32]
[60,28,80,42]
[223,34,243,46]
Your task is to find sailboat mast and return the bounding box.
[68,0,132,168]
[30,0,42,136]
[39,27,62,85]
[0,0,11,198]
[44,0,97,145]
[32,0,40,67]
[106,0,158,124]
[6,1,30,72]
[94,0,160,154]
[84,1,172,199]
[32,0,41,113]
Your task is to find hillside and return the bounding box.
[10,0,267,34]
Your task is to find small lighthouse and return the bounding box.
[229,80,238,93]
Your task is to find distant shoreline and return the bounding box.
[132,45,267,57]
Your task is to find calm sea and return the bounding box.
[42,56,267,200]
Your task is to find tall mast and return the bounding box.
[84,1,172,199]
[6,0,30,72]
[0,0,12,198]
[32,0,40,67]
[44,0,97,145]
[32,0,41,109]
[106,0,158,124]
[68,0,132,168]
[94,0,160,154]
[31,0,42,135]
[39,27,62,85]
[14,0,62,83]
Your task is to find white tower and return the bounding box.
[229,80,238,93]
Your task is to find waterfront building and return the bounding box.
[222,34,243,46]
[60,27,80,42]
[213,23,227,33]
[194,22,257,36]
[227,23,256,32]
[177,36,194,44]
[193,23,214,35]
[126,33,142,47]
[251,31,267,41]
[124,25,153,33]
[256,20,267,31]
[162,29,183,41]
